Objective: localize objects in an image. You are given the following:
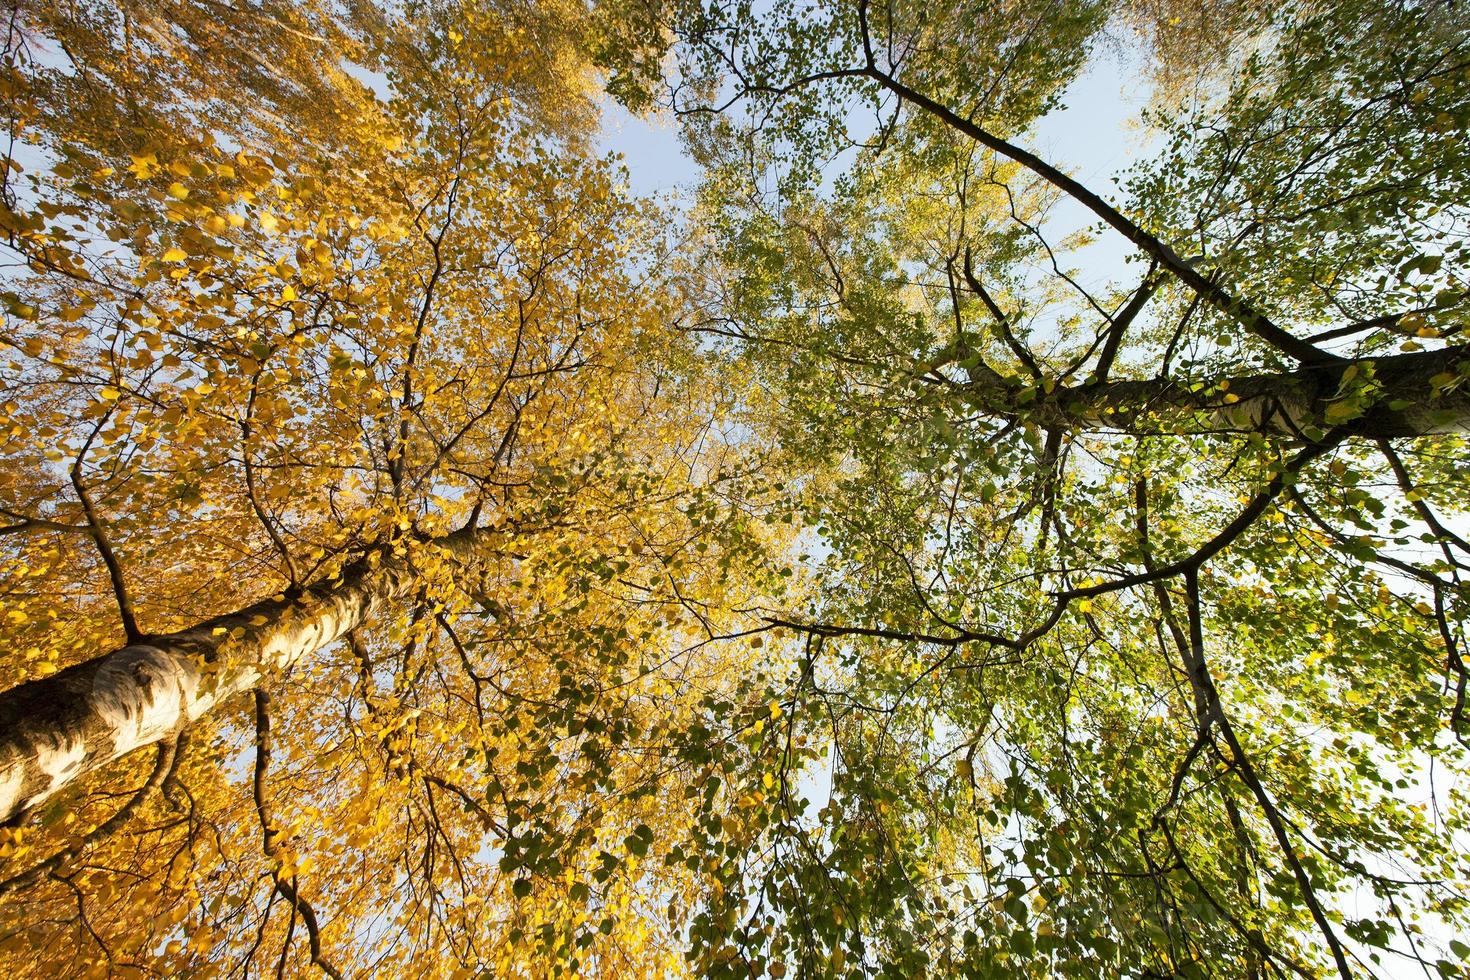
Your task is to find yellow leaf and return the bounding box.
[128,153,158,178]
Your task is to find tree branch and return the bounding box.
[253,689,345,980]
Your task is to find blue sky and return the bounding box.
[596,99,700,198]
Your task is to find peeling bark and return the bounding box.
[0,528,485,823]
[967,345,1470,439]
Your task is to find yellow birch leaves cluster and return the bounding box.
[0,1,798,976]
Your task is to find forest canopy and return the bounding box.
[0,0,1467,977]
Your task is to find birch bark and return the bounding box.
[966,346,1470,439]
[0,527,485,822]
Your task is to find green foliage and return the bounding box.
[593,0,1470,976]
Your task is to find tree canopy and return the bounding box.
[1,0,1468,977]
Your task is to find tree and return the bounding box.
[594,0,1470,976]
[0,1,792,975]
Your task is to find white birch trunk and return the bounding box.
[0,529,481,822]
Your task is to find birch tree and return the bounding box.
[0,1,791,975]
[596,0,1470,975]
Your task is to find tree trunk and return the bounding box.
[969,345,1470,439]
[0,528,482,823]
